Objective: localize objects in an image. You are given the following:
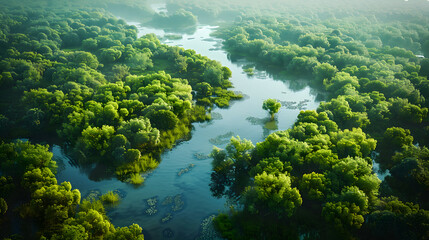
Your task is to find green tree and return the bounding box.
[125,50,153,71]
[203,62,224,86]
[194,82,213,98]
[389,97,428,124]
[71,209,113,238]
[324,71,360,95]
[117,117,160,149]
[363,197,429,240]
[246,172,302,217]
[322,201,365,230]
[82,38,98,51]
[299,172,330,200]
[263,99,281,120]
[100,48,122,63]
[146,109,178,131]
[250,157,289,177]
[22,167,57,192]
[313,62,338,82]
[80,125,115,155]
[383,127,413,149]
[68,51,99,69]
[52,224,89,240]
[331,128,377,158]
[0,140,56,177]
[329,156,380,199]
[106,224,144,240]
[29,182,81,232]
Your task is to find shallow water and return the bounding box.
[56,8,322,240]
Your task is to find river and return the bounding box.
[55,5,322,240]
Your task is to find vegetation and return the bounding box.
[202,0,429,239]
[0,2,240,183]
[0,0,240,238]
[100,191,121,204]
[0,140,144,239]
[128,173,145,185]
[262,99,281,120]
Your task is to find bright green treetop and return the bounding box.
[263,99,281,120]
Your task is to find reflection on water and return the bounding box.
[209,131,236,146]
[246,116,278,137]
[193,152,211,160]
[280,99,311,110]
[195,215,224,240]
[55,17,322,240]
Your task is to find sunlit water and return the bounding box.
[55,5,323,240]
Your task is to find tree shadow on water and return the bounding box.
[246,116,278,138]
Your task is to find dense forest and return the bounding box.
[1,0,429,239]
[201,1,429,239]
[0,0,240,238]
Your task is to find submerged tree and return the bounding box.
[263,99,281,120]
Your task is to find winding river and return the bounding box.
[55,4,322,239]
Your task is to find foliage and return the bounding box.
[0,3,242,238]
[0,140,56,177]
[100,191,121,204]
[262,99,281,120]
[245,172,302,217]
[206,3,429,237]
[128,173,144,185]
[0,5,239,184]
[0,140,144,239]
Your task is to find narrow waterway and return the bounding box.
[55,7,322,240]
